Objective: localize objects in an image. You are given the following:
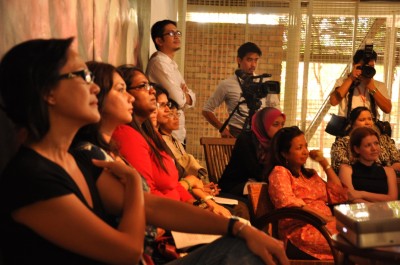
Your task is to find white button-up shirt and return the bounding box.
[146,51,196,144]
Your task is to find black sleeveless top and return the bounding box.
[351,161,388,194]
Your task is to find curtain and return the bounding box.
[0,0,139,65]
[0,0,140,174]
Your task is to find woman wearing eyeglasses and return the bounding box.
[151,87,231,218]
[112,65,199,206]
[154,86,209,183]
[108,64,289,265]
[0,38,146,264]
[68,60,290,265]
[112,66,231,218]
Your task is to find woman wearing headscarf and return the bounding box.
[218,107,286,198]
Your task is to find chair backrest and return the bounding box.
[200,137,236,183]
[247,182,335,265]
[247,183,273,220]
[397,177,400,199]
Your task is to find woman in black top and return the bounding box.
[339,126,398,203]
[219,107,286,197]
[0,38,146,264]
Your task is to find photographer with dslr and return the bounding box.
[202,42,280,138]
[329,45,392,118]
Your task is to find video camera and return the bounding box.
[356,41,376,79]
[235,69,280,111]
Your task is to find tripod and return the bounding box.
[219,98,261,134]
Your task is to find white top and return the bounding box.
[334,77,388,118]
[203,74,280,130]
[146,51,196,144]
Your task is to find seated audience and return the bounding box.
[112,65,193,203]
[339,126,398,203]
[154,87,216,192]
[113,65,231,217]
[268,126,348,260]
[157,93,209,182]
[331,106,400,174]
[155,86,230,217]
[0,37,146,264]
[67,60,290,265]
[219,107,285,198]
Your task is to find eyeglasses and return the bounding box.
[129,83,154,91]
[58,69,94,84]
[163,31,182,37]
[167,112,181,118]
[157,101,173,109]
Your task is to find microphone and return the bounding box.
[235,69,272,79]
[254,73,272,78]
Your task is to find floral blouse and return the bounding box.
[331,134,400,173]
[268,166,348,260]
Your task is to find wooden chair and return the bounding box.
[200,137,236,183]
[397,177,400,199]
[247,183,336,265]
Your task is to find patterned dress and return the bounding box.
[268,166,348,260]
[331,133,400,173]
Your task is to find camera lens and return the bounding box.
[361,65,376,79]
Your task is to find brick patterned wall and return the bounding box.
[183,21,284,167]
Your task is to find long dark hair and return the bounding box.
[0,37,74,143]
[73,61,121,154]
[268,126,315,179]
[117,65,171,173]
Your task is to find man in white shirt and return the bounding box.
[202,42,280,138]
[146,19,196,145]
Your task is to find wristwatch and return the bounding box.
[369,88,377,96]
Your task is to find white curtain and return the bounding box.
[0,0,140,174]
[0,0,139,65]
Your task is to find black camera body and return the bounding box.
[356,42,376,79]
[241,80,280,111]
[235,69,280,111]
[242,80,280,100]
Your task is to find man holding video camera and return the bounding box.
[202,42,280,138]
[329,45,392,118]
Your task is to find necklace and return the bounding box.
[356,85,367,105]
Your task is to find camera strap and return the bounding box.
[347,81,377,120]
[346,82,356,120]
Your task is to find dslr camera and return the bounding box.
[235,69,280,111]
[356,42,376,79]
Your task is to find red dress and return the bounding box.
[268,166,348,260]
[112,125,193,202]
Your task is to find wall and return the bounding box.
[183,22,285,162]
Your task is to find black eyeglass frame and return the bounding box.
[58,69,94,84]
[129,82,155,91]
[157,101,173,109]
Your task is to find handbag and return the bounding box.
[153,236,181,262]
[325,114,349,137]
[375,120,392,137]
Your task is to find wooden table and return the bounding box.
[331,234,400,265]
